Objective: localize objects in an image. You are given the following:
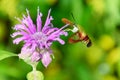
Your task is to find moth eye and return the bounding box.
[87,41,92,47]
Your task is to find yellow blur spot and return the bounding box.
[0,0,18,17]
[106,47,120,65]
[0,22,6,42]
[87,0,105,15]
[103,75,118,80]
[86,46,103,65]
[98,35,115,51]
[46,0,58,6]
[44,64,61,79]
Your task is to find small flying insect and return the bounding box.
[62,18,92,47]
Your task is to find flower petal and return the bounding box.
[41,52,52,67]
[46,28,58,35]
[13,37,25,44]
[22,9,36,34]
[11,32,22,38]
[48,24,69,38]
[37,7,42,32]
[14,24,31,34]
[54,38,65,44]
[42,9,53,32]
[31,52,41,62]
[18,48,32,59]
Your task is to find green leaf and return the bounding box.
[0,50,17,61]
[27,70,44,80]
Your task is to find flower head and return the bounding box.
[11,8,68,67]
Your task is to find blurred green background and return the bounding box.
[0,0,120,80]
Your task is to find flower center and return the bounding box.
[32,32,47,44]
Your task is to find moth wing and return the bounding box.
[69,31,82,43]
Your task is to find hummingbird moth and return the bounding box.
[62,18,92,47]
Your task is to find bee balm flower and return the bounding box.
[11,8,69,67]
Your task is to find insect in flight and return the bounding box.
[62,18,92,47]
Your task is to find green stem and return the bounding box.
[32,64,37,80]
[26,62,44,80]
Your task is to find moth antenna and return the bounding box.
[71,13,76,23]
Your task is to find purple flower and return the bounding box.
[11,8,69,67]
